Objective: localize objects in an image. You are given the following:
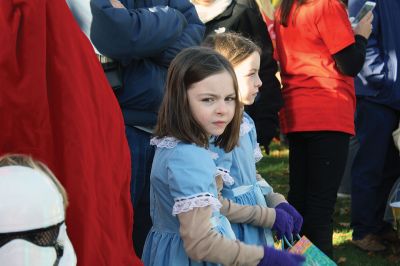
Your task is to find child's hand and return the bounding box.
[272,208,294,240]
[276,202,303,235]
[257,245,305,266]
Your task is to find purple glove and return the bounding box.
[257,245,305,266]
[276,202,303,235]
[272,208,294,240]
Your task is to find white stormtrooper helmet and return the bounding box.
[0,165,77,266]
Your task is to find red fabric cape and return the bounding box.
[0,0,142,265]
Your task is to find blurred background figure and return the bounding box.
[349,0,400,252]
[0,0,142,264]
[89,0,204,255]
[274,0,372,257]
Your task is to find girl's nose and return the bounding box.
[255,73,262,88]
[216,100,227,115]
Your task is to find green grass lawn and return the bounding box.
[258,141,400,265]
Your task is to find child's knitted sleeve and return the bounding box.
[178,206,264,266]
[219,196,276,228]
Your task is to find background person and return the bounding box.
[0,0,141,264]
[274,0,372,257]
[349,0,400,252]
[89,0,205,254]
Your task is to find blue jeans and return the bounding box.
[351,99,400,240]
[125,126,155,256]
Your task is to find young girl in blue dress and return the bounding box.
[204,32,303,247]
[142,47,304,266]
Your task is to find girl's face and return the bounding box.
[234,52,262,105]
[187,71,236,137]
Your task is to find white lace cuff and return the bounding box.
[215,168,235,186]
[254,143,263,162]
[172,193,222,215]
[150,136,179,148]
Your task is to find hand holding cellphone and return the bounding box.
[351,1,376,26]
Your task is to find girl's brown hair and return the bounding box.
[154,47,241,152]
[203,32,262,67]
[0,154,68,209]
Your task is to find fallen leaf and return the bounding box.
[337,257,347,264]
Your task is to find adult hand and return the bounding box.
[276,202,303,235]
[110,0,125,8]
[257,245,305,266]
[353,11,374,39]
[272,208,294,240]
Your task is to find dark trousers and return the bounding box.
[287,131,350,258]
[351,99,400,240]
[125,126,155,257]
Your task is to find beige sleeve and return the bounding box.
[266,192,287,208]
[255,174,287,208]
[219,197,276,229]
[215,174,276,228]
[178,206,264,266]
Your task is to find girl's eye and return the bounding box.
[247,72,256,77]
[201,98,214,102]
[225,96,236,102]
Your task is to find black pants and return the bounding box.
[125,126,154,257]
[287,131,350,258]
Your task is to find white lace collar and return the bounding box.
[150,137,220,160]
[150,136,180,148]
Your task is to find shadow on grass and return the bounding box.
[258,141,400,266]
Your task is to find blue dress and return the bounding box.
[142,137,236,266]
[210,112,275,246]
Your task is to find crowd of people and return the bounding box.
[1,0,399,265]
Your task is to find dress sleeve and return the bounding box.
[210,144,235,186]
[246,115,263,163]
[168,145,221,215]
[178,206,264,265]
[316,0,355,55]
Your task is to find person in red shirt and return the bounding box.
[274,0,372,258]
[0,0,142,265]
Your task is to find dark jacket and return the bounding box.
[90,0,205,127]
[204,1,283,148]
[349,0,400,109]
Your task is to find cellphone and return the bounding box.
[352,1,376,26]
